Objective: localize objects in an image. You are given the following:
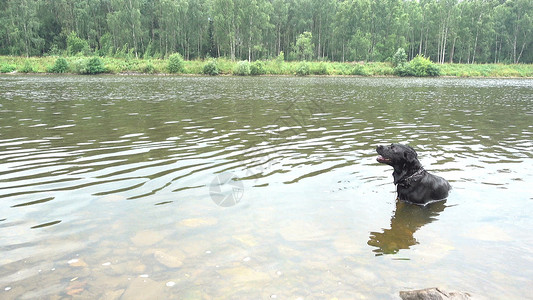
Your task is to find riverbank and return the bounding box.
[1,55,532,77]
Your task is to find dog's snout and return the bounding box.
[377,145,383,151]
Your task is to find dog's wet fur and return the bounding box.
[376,144,450,204]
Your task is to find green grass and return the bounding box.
[439,63,533,77]
[1,55,532,77]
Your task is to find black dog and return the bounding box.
[376,144,450,204]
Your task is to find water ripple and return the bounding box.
[1,75,532,298]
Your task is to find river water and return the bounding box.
[0,75,532,299]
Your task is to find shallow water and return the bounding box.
[0,75,532,299]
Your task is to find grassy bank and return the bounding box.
[1,55,532,77]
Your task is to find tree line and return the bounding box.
[0,0,531,64]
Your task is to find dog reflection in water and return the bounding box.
[368,200,447,255]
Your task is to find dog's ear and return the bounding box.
[403,149,417,162]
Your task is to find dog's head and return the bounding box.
[376,143,418,167]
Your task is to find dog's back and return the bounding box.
[376,144,451,204]
[397,170,450,204]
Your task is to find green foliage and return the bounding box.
[350,64,368,76]
[167,53,185,73]
[233,61,251,76]
[395,55,440,77]
[276,51,285,63]
[366,63,394,76]
[394,63,412,76]
[46,45,62,57]
[292,32,314,61]
[99,33,114,57]
[213,58,234,74]
[48,58,69,73]
[206,18,217,58]
[143,63,156,74]
[1,55,531,77]
[19,61,35,73]
[85,57,107,74]
[67,32,90,56]
[438,63,533,77]
[392,48,408,67]
[0,0,532,64]
[311,63,329,75]
[73,57,107,75]
[0,64,16,73]
[114,45,136,60]
[143,42,154,59]
[295,61,310,76]
[250,61,266,75]
[203,59,219,76]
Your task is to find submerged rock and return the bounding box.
[400,287,472,300]
[153,250,185,268]
[131,230,166,246]
[68,258,88,267]
[121,277,165,299]
[232,234,259,247]
[217,266,270,283]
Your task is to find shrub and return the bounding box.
[67,32,90,56]
[167,53,185,73]
[295,61,310,76]
[350,64,368,76]
[115,44,128,59]
[85,57,107,74]
[394,55,440,77]
[203,59,219,76]
[276,51,285,63]
[293,31,314,61]
[369,63,394,75]
[250,61,266,75]
[392,48,408,67]
[393,64,410,76]
[73,57,107,74]
[312,63,329,75]
[20,61,35,73]
[98,33,114,57]
[143,63,156,74]
[71,59,85,74]
[426,65,440,76]
[48,58,69,73]
[233,61,251,76]
[0,64,16,73]
[143,42,154,59]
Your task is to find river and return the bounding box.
[0,75,532,298]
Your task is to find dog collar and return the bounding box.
[397,168,425,188]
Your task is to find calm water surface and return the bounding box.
[0,75,532,299]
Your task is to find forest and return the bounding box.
[0,0,531,64]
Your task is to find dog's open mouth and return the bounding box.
[376,155,391,163]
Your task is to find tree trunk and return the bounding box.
[424,27,429,56]
[277,25,281,55]
[248,15,253,62]
[317,17,322,59]
[342,42,345,62]
[472,29,478,64]
[129,0,138,58]
[449,36,457,63]
[516,38,526,64]
[512,34,517,63]
[441,24,448,64]
[418,29,423,56]
[23,22,29,57]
